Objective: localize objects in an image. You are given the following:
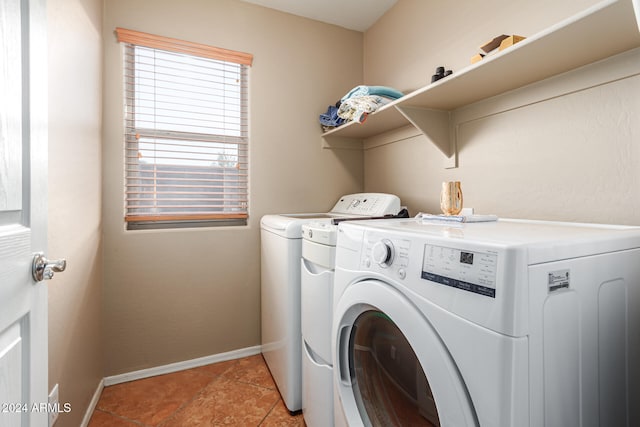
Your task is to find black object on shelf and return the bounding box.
[431,66,453,83]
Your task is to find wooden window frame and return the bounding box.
[117,28,252,229]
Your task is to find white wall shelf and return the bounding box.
[321,0,640,167]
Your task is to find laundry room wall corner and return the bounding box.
[48,0,104,425]
[101,0,364,376]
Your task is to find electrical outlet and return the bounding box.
[48,384,59,426]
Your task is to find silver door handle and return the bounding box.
[32,253,67,282]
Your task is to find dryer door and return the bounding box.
[334,280,478,427]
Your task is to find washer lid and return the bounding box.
[259,192,402,238]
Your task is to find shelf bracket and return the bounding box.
[395,106,457,168]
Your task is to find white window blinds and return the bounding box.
[116,28,252,227]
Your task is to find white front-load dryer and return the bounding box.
[332,217,640,427]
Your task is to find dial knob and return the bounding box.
[371,239,394,266]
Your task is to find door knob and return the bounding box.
[32,253,67,282]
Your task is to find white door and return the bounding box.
[0,0,53,425]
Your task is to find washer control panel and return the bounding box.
[362,236,411,279]
[421,244,498,298]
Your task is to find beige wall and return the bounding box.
[102,0,363,375]
[47,0,103,425]
[363,0,640,226]
[364,0,600,92]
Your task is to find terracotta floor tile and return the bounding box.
[159,377,280,426]
[97,369,214,426]
[87,409,141,427]
[191,358,239,378]
[93,355,305,427]
[259,399,306,427]
[222,354,276,390]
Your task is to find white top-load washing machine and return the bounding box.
[332,217,640,427]
[260,193,402,413]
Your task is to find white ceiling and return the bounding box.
[238,0,398,32]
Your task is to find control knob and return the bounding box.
[371,239,394,267]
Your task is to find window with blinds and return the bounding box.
[116,28,252,229]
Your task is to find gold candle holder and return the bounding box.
[440,181,463,215]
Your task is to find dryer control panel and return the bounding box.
[361,235,412,280]
[421,244,498,298]
[331,193,401,217]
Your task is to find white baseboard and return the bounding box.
[103,345,262,386]
[79,378,104,427]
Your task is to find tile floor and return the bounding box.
[88,354,305,426]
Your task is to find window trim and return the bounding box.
[117,28,251,229]
[115,27,253,65]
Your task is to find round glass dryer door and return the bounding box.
[334,279,477,426]
[350,310,440,426]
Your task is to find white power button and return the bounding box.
[371,239,394,267]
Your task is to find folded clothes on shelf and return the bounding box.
[340,85,404,102]
[337,95,389,124]
[319,85,404,131]
[319,104,345,132]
